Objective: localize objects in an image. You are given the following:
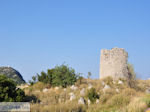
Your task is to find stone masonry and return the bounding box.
[100,47,128,79]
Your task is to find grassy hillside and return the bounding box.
[23,77,150,112]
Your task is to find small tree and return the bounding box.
[78,76,83,85]
[128,63,136,80]
[47,69,54,85]
[32,64,78,88]
[0,75,25,102]
[28,76,37,86]
[127,63,137,88]
[87,72,92,79]
[37,72,48,83]
[76,73,84,85]
[51,64,77,87]
[87,88,99,103]
[32,76,36,82]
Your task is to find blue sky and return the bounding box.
[0,0,150,81]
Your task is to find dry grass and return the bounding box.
[125,97,147,112]
[24,77,150,112]
[31,102,86,112]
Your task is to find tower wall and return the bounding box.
[100,48,128,79]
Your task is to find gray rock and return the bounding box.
[40,102,44,104]
[118,80,123,84]
[69,92,76,101]
[103,85,110,92]
[88,99,91,105]
[98,92,100,95]
[113,80,116,84]
[101,81,105,86]
[78,97,85,105]
[70,85,78,90]
[55,87,59,90]
[69,92,74,96]
[146,89,150,94]
[88,84,93,90]
[96,99,99,104]
[116,88,119,93]
[80,88,85,96]
[43,88,49,93]
[17,84,29,89]
[58,98,61,103]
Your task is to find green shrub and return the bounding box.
[37,70,53,84]
[51,64,77,87]
[29,80,34,86]
[0,75,26,102]
[127,63,138,89]
[87,88,99,103]
[127,63,136,80]
[31,64,78,88]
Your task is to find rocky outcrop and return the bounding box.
[0,67,25,84]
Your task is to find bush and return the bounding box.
[0,75,26,102]
[127,63,136,80]
[32,64,78,88]
[87,88,99,103]
[37,70,53,84]
[127,63,139,89]
[51,64,77,87]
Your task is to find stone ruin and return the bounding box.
[100,47,129,79]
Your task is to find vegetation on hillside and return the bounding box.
[0,75,26,102]
[22,63,150,112]
[29,64,78,87]
[1,63,150,112]
[86,88,99,103]
[24,76,150,112]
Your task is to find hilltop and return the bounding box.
[19,63,150,112]
[0,67,25,84]
[23,77,150,112]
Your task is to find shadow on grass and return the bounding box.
[25,94,41,103]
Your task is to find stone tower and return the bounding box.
[100,47,128,79]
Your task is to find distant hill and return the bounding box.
[0,67,25,85]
